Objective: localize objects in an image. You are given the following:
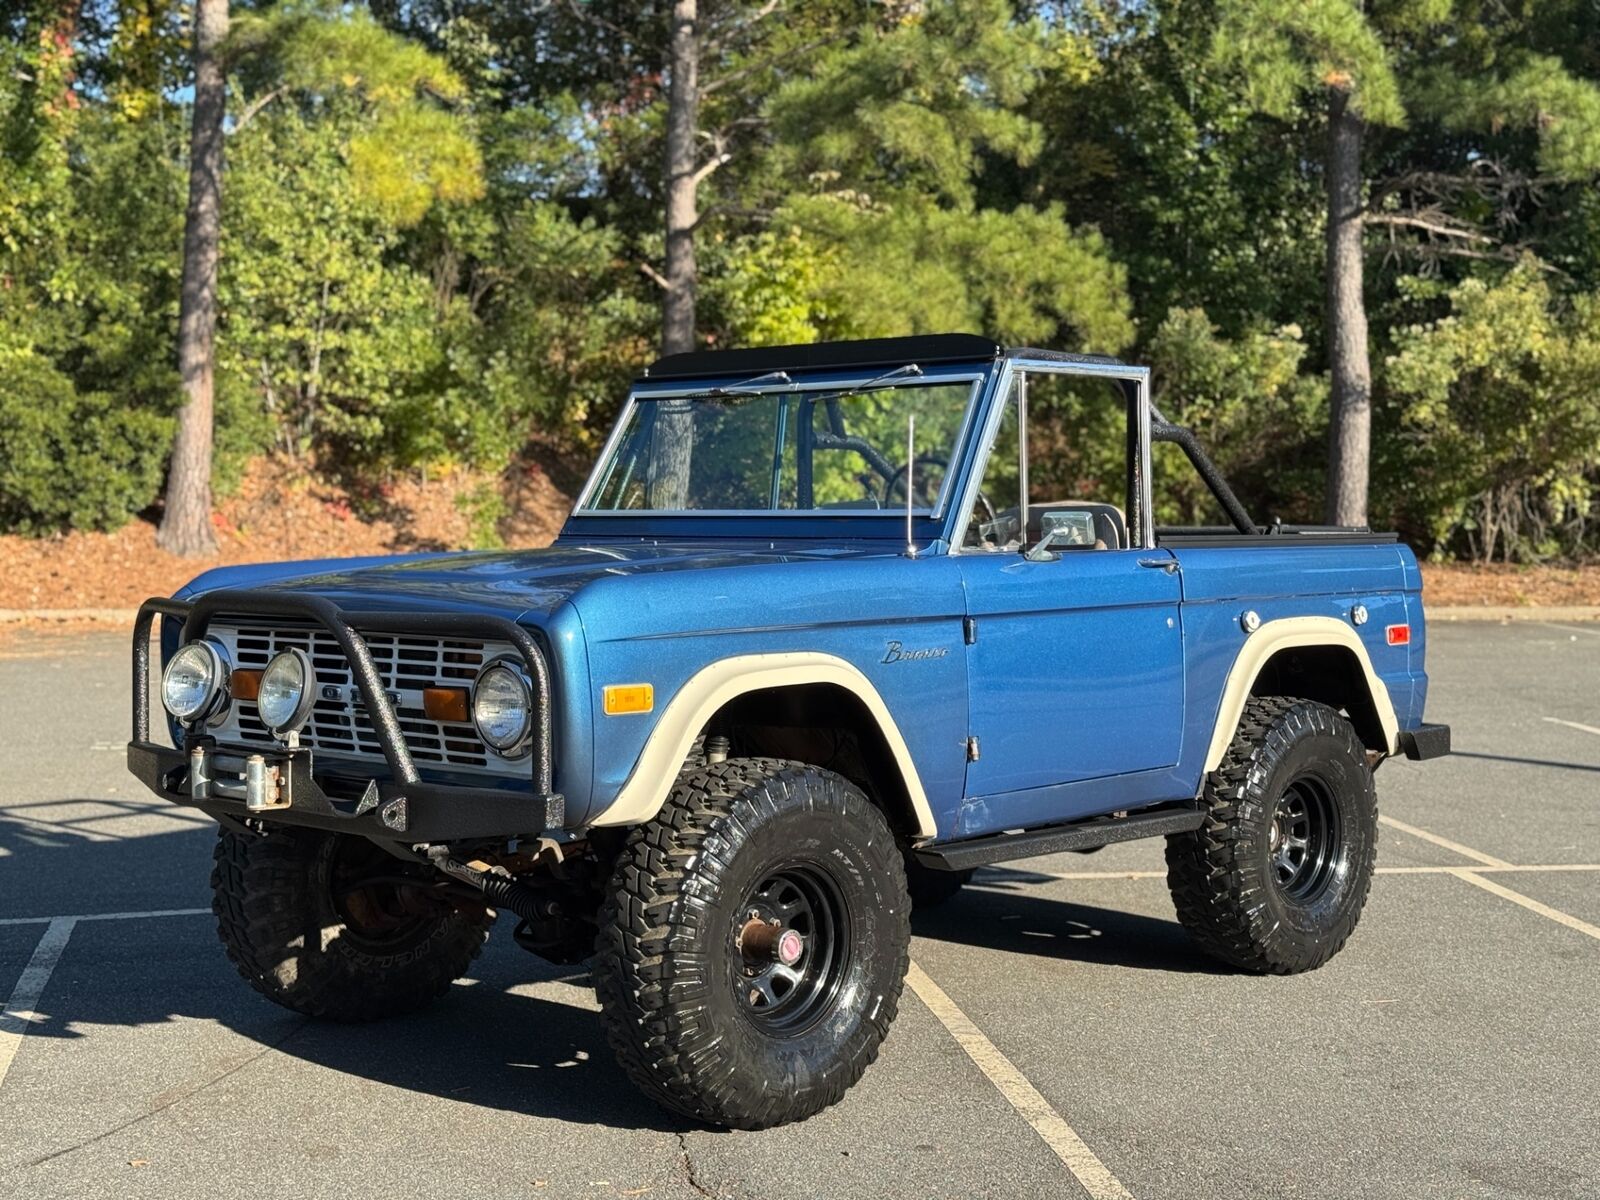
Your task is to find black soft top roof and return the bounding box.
[641,334,1127,381]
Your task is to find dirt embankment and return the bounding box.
[1417,562,1600,608]
[0,456,571,611]
[3,461,1597,614]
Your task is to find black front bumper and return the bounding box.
[129,591,565,844]
[1399,722,1451,761]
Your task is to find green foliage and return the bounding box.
[0,10,184,532]
[0,352,174,533]
[769,0,1051,207]
[4,0,1600,561]
[776,196,1132,352]
[1211,0,1409,125]
[702,229,833,349]
[1383,265,1600,560]
[1149,309,1327,526]
[1425,54,1600,179]
[455,481,508,550]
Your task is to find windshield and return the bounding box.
[580,379,978,514]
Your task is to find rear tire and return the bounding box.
[593,758,910,1129]
[1165,697,1377,974]
[211,827,488,1021]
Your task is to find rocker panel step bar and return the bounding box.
[916,805,1207,872]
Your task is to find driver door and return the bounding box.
[954,365,1185,834]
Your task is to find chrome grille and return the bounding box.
[208,622,527,779]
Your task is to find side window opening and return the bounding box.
[963,372,1138,553]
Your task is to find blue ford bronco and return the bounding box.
[129,334,1450,1129]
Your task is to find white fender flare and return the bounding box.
[592,652,938,836]
[1204,616,1401,773]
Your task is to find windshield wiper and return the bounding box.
[691,370,793,397]
[856,362,924,389]
[683,361,926,401]
[805,362,925,407]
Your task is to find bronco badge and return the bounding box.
[881,640,949,663]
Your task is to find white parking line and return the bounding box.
[981,864,1600,882]
[1378,814,1513,868]
[1543,716,1600,738]
[0,907,209,928]
[0,917,76,1091]
[1449,869,1600,942]
[907,960,1134,1200]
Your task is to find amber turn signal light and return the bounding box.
[603,683,654,716]
[230,669,263,701]
[423,686,471,724]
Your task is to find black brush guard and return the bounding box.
[127,590,563,843]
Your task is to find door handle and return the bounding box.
[1138,558,1179,574]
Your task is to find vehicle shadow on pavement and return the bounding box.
[271,949,696,1133]
[911,871,1230,975]
[0,812,693,1132]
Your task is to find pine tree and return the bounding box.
[158,0,227,557]
[1211,0,1600,526]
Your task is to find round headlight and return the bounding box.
[257,648,316,736]
[161,640,228,722]
[473,662,532,753]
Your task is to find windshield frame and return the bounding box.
[570,363,990,524]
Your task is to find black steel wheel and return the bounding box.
[1270,774,1344,903]
[594,758,910,1129]
[1165,697,1378,974]
[211,827,488,1021]
[733,866,850,1031]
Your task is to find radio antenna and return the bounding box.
[904,413,917,558]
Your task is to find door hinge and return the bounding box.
[963,616,978,644]
[966,736,981,762]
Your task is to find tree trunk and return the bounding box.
[157,0,228,557]
[662,0,699,358]
[650,0,700,508]
[1323,86,1371,529]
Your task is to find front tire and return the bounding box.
[594,758,911,1129]
[211,827,488,1021]
[1165,697,1378,974]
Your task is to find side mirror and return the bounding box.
[1024,510,1097,562]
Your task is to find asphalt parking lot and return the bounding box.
[1,622,1597,1199]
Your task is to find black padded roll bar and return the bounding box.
[1149,409,1256,535]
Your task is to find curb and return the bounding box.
[0,608,141,625]
[1427,605,1600,622]
[4,604,1599,626]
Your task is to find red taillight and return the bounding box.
[1386,624,1410,646]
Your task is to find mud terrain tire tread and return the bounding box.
[1165,696,1378,975]
[593,757,910,1129]
[211,827,487,1022]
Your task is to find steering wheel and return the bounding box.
[882,454,996,531]
[881,454,948,508]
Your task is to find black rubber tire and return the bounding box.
[593,758,911,1129]
[1165,696,1378,975]
[211,827,488,1022]
[904,855,973,909]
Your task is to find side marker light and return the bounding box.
[603,684,654,716]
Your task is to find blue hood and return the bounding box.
[176,542,892,623]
